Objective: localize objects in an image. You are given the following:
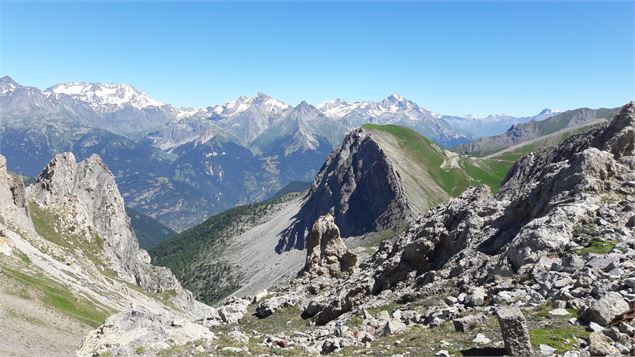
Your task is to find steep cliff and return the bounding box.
[27,153,182,292]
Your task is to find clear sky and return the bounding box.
[1,1,633,117]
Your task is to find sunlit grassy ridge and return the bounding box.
[362,124,512,194]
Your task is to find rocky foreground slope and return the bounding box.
[82,103,635,356]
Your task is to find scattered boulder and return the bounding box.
[303,214,358,278]
[217,297,249,324]
[588,332,621,356]
[549,308,570,317]
[468,287,487,306]
[453,314,487,332]
[256,296,291,318]
[539,344,556,355]
[380,319,406,336]
[580,292,630,326]
[252,289,269,304]
[227,330,249,343]
[588,322,605,332]
[472,333,491,344]
[496,306,534,356]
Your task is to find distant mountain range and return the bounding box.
[0,75,562,230]
[453,107,620,158]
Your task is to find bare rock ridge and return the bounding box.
[27,152,182,293]
[302,213,358,278]
[279,128,414,251]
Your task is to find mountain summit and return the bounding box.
[278,124,512,251]
[44,82,165,111]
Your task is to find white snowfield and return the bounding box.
[45,82,164,110]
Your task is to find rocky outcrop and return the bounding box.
[0,154,31,228]
[496,306,533,356]
[302,214,358,278]
[25,152,209,317]
[279,128,414,250]
[27,153,177,292]
[73,102,635,356]
[77,307,216,357]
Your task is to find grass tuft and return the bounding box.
[579,239,615,255]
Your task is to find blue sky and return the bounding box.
[1,1,633,116]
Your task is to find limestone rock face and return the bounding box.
[592,101,634,158]
[279,128,413,250]
[26,153,187,296]
[303,214,358,278]
[0,154,31,228]
[77,307,216,357]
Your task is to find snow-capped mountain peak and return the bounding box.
[538,108,562,116]
[209,92,290,118]
[385,93,406,102]
[0,75,20,95]
[317,98,362,119]
[44,82,164,111]
[377,93,419,114]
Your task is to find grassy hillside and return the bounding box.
[487,123,603,162]
[453,107,618,157]
[363,124,512,195]
[126,207,177,250]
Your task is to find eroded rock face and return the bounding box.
[303,214,358,278]
[279,128,413,250]
[74,103,635,355]
[77,307,216,357]
[24,152,210,318]
[0,154,31,227]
